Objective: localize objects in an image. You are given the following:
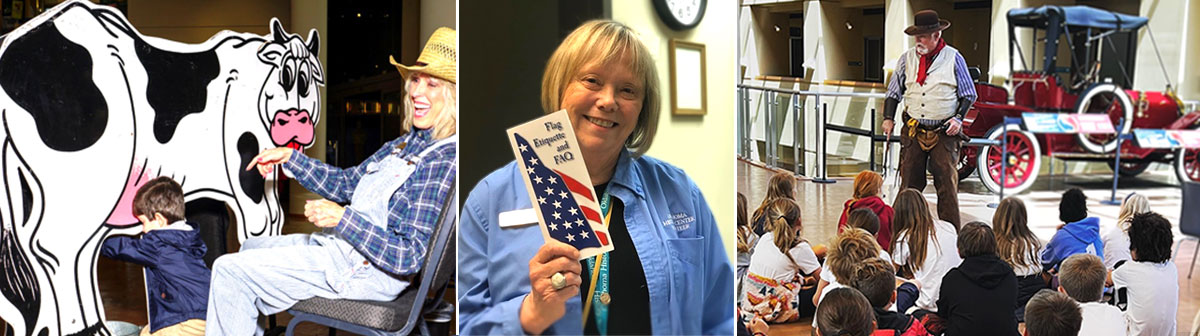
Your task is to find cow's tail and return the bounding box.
[0,224,40,336]
[0,135,41,336]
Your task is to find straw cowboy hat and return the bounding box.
[904,10,950,36]
[391,27,457,84]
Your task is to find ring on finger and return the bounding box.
[551,272,567,290]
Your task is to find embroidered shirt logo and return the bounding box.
[662,212,696,232]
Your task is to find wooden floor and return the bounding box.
[738,159,1200,335]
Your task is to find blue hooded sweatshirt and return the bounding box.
[101,221,210,333]
[1040,217,1104,272]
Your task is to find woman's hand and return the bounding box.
[747,316,769,336]
[245,147,294,177]
[520,241,583,335]
[304,199,345,228]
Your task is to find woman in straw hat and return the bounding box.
[208,27,458,335]
[458,20,733,335]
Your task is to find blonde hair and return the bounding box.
[1117,193,1151,231]
[402,74,458,140]
[541,20,660,156]
[827,228,882,281]
[890,189,938,271]
[766,199,803,265]
[992,197,1042,271]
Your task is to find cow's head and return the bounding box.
[257,18,322,151]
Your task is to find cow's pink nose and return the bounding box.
[270,109,314,149]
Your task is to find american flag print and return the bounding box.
[507,111,614,259]
[513,134,611,250]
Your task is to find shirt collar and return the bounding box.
[161,220,193,231]
[411,127,433,141]
[606,149,645,200]
[394,127,434,155]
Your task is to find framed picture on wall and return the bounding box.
[669,39,706,115]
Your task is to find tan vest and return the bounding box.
[903,45,959,121]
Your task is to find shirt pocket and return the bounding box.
[665,236,705,330]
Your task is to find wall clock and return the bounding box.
[653,0,705,30]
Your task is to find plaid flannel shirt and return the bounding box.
[284,128,457,276]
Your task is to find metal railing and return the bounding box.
[737,84,890,181]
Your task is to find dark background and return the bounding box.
[459,0,605,203]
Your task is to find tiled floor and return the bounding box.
[737,159,1200,336]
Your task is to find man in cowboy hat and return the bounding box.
[880,9,976,227]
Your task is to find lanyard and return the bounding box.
[582,190,612,335]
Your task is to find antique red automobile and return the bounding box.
[956,5,1200,194]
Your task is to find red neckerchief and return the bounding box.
[915,39,946,86]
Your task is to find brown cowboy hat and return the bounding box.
[904,10,950,35]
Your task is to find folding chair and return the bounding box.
[284,184,457,336]
[1175,181,1200,278]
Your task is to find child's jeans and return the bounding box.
[896,282,920,314]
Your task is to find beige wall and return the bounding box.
[613,0,738,261]
[988,0,1026,83]
[1180,0,1200,102]
[127,0,291,43]
[1134,0,1196,100]
[948,6,991,74]
[421,0,456,46]
[820,2,855,80]
[883,0,912,67]
[751,6,791,76]
[819,3,885,82]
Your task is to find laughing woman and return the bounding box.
[206,28,457,335]
[457,20,733,335]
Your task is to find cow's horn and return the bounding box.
[306,29,320,57]
[272,19,287,43]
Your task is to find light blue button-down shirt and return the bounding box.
[458,150,734,335]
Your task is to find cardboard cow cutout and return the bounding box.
[0,1,322,334]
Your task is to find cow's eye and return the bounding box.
[280,59,296,91]
[298,65,311,97]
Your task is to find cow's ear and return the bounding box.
[309,60,325,85]
[270,18,287,44]
[306,29,320,58]
[257,43,286,66]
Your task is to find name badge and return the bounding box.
[498,208,538,228]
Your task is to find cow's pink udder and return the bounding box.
[271,109,314,149]
[104,166,151,227]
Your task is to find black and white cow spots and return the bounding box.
[237,132,265,204]
[0,21,108,152]
[0,1,323,334]
[134,39,220,144]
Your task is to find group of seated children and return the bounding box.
[738,169,1181,336]
[739,171,897,324]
